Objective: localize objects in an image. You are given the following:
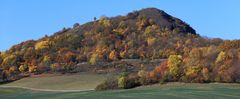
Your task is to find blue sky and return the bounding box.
[0,0,240,51]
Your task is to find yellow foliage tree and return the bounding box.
[35,40,51,50]
[99,17,111,27]
[138,64,148,85]
[89,53,99,65]
[216,51,226,63]
[118,76,126,89]
[43,55,50,62]
[167,55,182,79]
[147,37,157,46]
[185,66,201,78]
[41,55,51,67]
[118,72,128,89]
[29,65,37,73]
[109,50,118,61]
[19,64,27,73]
[120,51,126,59]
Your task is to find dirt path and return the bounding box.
[0,86,93,92]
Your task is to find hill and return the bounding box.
[0,8,240,85]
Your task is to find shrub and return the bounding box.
[117,72,128,88]
[96,72,141,91]
[95,77,118,91]
[138,69,148,85]
[118,76,126,88]
[125,74,141,89]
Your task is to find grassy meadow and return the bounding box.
[0,82,240,99]
[0,73,107,91]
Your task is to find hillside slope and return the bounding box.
[1,8,237,83]
[0,73,106,91]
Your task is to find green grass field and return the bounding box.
[0,73,107,91]
[0,83,240,99]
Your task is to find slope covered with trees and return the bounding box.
[0,8,239,85]
[96,41,240,90]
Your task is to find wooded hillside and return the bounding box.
[1,8,239,84]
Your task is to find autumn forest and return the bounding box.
[0,8,240,90]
